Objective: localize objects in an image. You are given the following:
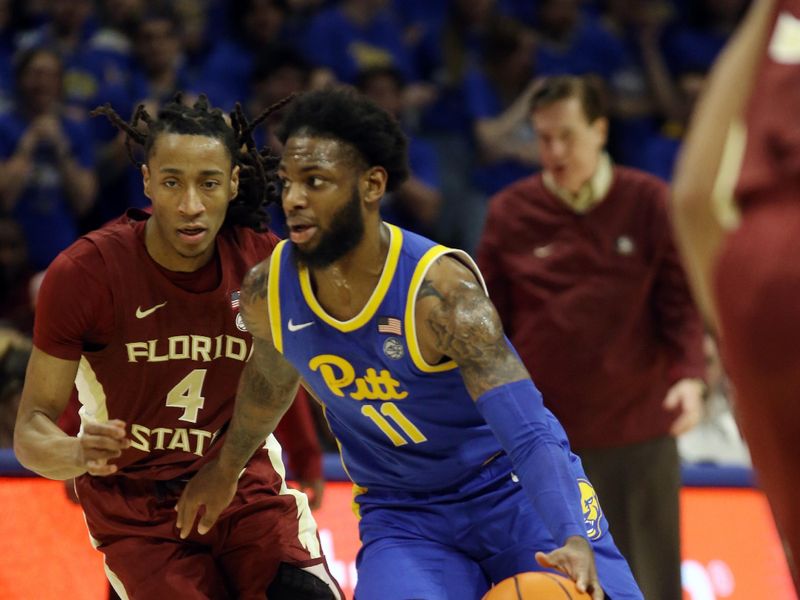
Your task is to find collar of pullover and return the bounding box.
[543,152,613,214]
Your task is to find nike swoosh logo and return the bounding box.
[287,319,314,332]
[135,301,168,319]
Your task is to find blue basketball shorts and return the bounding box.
[353,453,643,600]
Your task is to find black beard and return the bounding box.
[292,189,364,269]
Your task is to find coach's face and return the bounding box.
[142,133,239,271]
[532,96,608,194]
[279,134,385,268]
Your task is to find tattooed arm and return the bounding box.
[415,255,603,599]
[415,258,528,397]
[217,259,301,471]
[176,257,301,538]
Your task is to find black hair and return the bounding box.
[133,6,180,39]
[277,88,409,193]
[529,74,609,123]
[483,17,526,66]
[90,93,291,231]
[13,45,62,84]
[250,46,311,85]
[355,66,406,92]
[230,0,289,32]
[684,0,748,29]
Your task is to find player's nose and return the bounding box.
[178,186,205,217]
[282,181,308,211]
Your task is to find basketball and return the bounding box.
[482,572,592,599]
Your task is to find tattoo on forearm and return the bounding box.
[242,264,268,306]
[239,263,271,338]
[223,342,299,467]
[424,280,527,396]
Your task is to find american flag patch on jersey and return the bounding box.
[377,316,401,335]
[230,290,240,309]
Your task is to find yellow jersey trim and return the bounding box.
[298,223,403,332]
[404,246,488,373]
[351,484,368,521]
[268,240,287,354]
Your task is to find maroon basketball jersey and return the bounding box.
[74,218,278,480]
[737,0,800,207]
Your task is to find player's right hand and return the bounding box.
[76,419,130,476]
[175,459,239,539]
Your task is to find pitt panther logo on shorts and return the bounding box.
[578,479,604,540]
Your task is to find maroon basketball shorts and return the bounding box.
[75,450,332,599]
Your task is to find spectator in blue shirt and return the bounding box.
[93,7,196,215]
[215,0,296,102]
[599,0,684,168]
[86,0,143,88]
[0,47,96,270]
[663,0,748,75]
[16,0,121,115]
[465,17,539,197]
[356,65,443,237]
[641,67,707,182]
[175,0,251,112]
[0,0,15,111]
[534,0,626,81]
[303,0,415,85]
[247,48,313,237]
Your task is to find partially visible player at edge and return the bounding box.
[176,88,643,600]
[13,94,342,599]
[672,0,800,589]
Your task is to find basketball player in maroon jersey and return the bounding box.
[13,95,342,599]
[672,0,800,589]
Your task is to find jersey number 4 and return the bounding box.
[361,402,427,446]
[166,369,207,423]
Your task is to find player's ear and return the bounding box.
[142,164,152,199]
[230,164,240,201]
[362,166,387,207]
[593,116,609,148]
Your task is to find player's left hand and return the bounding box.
[536,535,604,600]
[663,378,706,436]
[175,458,239,539]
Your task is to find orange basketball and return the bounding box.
[482,572,592,600]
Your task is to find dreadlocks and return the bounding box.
[90,93,292,231]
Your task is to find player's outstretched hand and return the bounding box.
[77,419,130,476]
[535,535,604,600]
[175,459,239,539]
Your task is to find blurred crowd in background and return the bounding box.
[0,0,752,466]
